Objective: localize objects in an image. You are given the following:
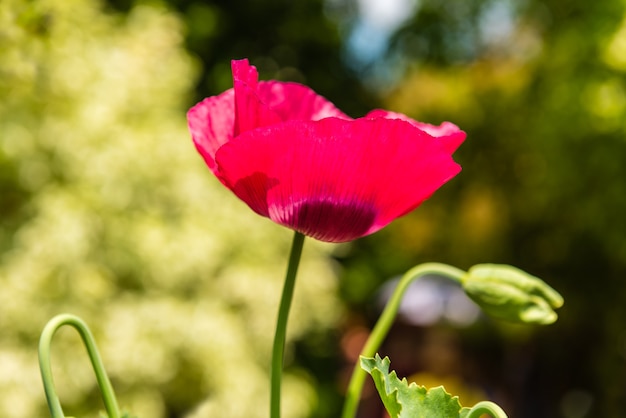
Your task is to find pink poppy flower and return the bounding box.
[187,59,465,243]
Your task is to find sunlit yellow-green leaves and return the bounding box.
[0,0,341,417]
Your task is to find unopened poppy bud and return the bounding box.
[461,264,564,325]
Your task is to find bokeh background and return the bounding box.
[1,0,625,417]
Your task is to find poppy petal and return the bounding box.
[187,60,352,176]
[366,109,466,154]
[187,89,235,174]
[215,117,461,242]
[232,60,282,135]
[232,59,351,134]
[257,81,351,121]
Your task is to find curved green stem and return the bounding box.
[467,401,508,418]
[270,232,306,418]
[341,262,466,418]
[38,313,121,418]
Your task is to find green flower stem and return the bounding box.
[341,262,466,418]
[270,231,306,418]
[467,401,508,418]
[38,313,121,418]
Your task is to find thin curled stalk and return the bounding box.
[467,401,508,418]
[38,313,121,418]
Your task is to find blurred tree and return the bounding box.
[104,0,378,117]
[0,0,342,417]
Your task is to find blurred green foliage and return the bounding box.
[0,0,341,416]
[2,0,626,417]
[337,0,626,416]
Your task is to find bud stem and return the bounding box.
[341,263,465,418]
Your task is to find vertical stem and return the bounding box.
[270,232,306,418]
[341,262,465,418]
[38,313,121,418]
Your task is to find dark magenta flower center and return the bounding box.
[284,199,377,243]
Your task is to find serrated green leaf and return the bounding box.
[360,354,465,418]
